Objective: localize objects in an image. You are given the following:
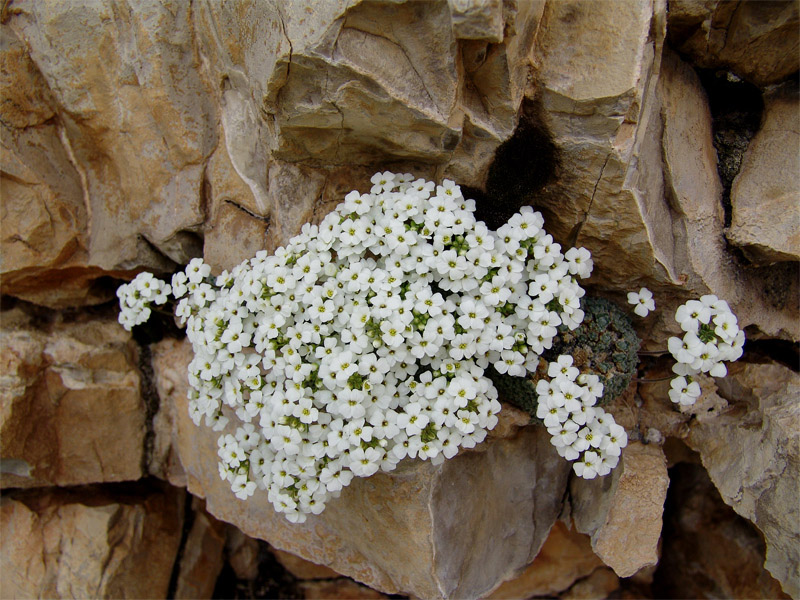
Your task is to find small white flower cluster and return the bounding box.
[627,287,655,317]
[117,172,607,522]
[535,355,627,478]
[117,272,171,330]
[667,295,744,405]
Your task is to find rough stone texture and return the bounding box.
[298,578,387,600]
[533,0,669,290]
[685,362,800,598]
[227,527,262,581]
[0,483,184,599]
[151,336,570,599]
[561,567,619,600]
[175,498,227,600]
[655,462,790,600]
[4,2,214,305]
[273,548,341,581]
[729,90,800,264]
[0,308,145,488]
[487,520,605,599]
[570,442,669,578]
[668,0,800,87]
[534,3,798,342]
[2,0,552,306]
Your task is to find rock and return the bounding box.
[728,90,800,264]
[150,337,571,599]
[273,548,341,581]
[571,442,669,578]
[487,520,604,599]
[668,0,799,87]
[175,498,227,600]
[0,308,145,488]
[654,462,790,599]
[150,337,194,487]
[0,482,184,599]
[532,0,672,291]
[298,578,386,600]
[227,527,262,581]
[685,362,800,598]
[448,0,505,42]
[5,0,215,304]
[561,567,619,600]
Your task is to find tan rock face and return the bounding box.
[2,0,551,306]
[533,12,798,342]
[174,498,227,600]
[655,462,790,600]
[0,483,184,599]
[488,520,605,599]
[571,442,669,578]
[150,338,571,600]
[668,0,799,87]
[273,548,341,581]
[0,309,145,487]
[729,90,800,264]
[685,362,800,598]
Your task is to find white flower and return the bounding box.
[627,287,655,317]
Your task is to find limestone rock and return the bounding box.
[668,0,799,87]
[0,483,184,599]
[571,442,669,578]
[448,0,505,42]
[728,90,800,264]
[0,309,145,488]
[150,337,194,487]
[298,578,386,600]
[5,0,215,305]
[175,498,227,600]
[273,548,341,581]
[227,527,262,581]
[685,362,800,598]
[150,337,571,599]
[487,520,604,599]
[561,567,619,600]
[655,462,790,599]
[533,0,672,291]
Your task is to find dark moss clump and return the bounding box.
[545,296,640,403]
[487,296,640,420]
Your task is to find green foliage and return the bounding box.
[487,295,640,420]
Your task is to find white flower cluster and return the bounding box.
[667,295,744,406]
[117,172,608,522]
[535,355,627,478]
[117,272,171,330]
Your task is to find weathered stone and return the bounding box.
[273,548,341,581]
[685,362,800,598]
[0,483,184,599]
[659,51,799,341]
[487,520,604,599]
[175,498,227,600]
[0,309,145,488]
[150,337,194,487]
[227,527,262,581]
[729,90,800,264]
[6,0,215,290]
[150,337,571,599]
[668,0,799,87]
[533,0,670,291]
[655,462,790,599]
[571,442,669,578]
[561,567,619,600]
[448,0,505,42]
[298,578,386,600]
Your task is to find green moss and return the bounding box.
[487,296,640,420]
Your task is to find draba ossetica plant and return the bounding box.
[117,172,742,522]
